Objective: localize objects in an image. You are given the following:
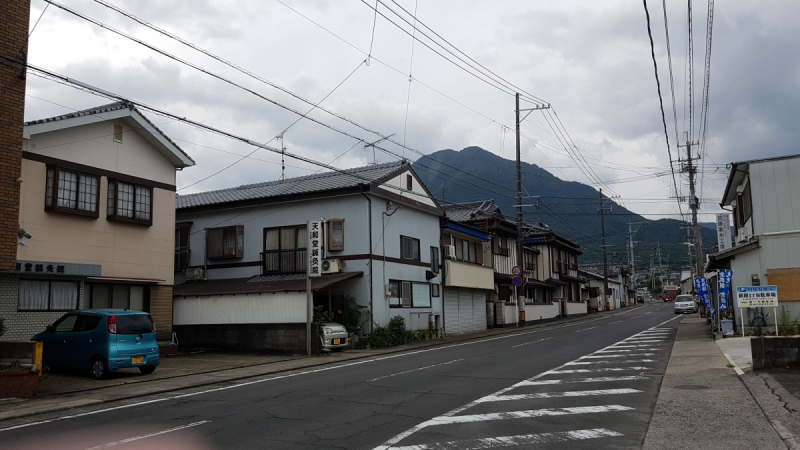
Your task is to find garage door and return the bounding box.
[472,291,487,332]
[444,288,459,335]
[458,288,474,333]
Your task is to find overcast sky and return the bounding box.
[21,0,800,221]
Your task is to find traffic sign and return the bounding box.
[512,276,523,286]
[512,266,522,276]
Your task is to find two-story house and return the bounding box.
[0,102,194,340]
[172,161,444,352]
[709,154,800,329]
[439,218,494,334]
[524,228,587,319]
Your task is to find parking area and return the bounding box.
[39,352,302,396]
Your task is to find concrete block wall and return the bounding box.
[0,274,85,340]
[0,0,31,271]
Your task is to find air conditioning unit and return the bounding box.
[185,267,204,281]
[321,258,344,274]
[737,227,750,243]
[443,245,456,260]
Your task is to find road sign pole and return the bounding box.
[775,306,779,336]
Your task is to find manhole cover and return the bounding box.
[675,384,710,390]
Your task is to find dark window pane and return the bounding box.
[76,314,102,332]
[54,315,78,332]
[117,314,154,334]
[57,170,78,209]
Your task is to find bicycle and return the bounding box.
[750,311,770,328]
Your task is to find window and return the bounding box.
[107,180,153,225]
[492,236,509,256]
[406,174,413,190]
[431,283,440,297]
[401,236,420,260]
[389,280,432,307]
[498,284,511,302]
[430,246,439,273]
[329,219,344,251]
[206,225,244,260]
[45,166,99,217]
[524,251,535,271]
[175,224,191,271]
[113,122,124,143]
[87,283,147,311]
[263,225,308,273]
[18,280,79,311]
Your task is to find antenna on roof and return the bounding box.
[363,134,395,165]
[277,133,286,182]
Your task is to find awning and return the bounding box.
[173,271,363,297]
[85,276,165,284]
[560,274,588,283]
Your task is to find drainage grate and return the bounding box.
[640,371,665,376]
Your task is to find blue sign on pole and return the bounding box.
[695,277,715,316]
[718,270,732,311]
[512,276,523,286]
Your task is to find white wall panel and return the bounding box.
[173,292,306,325]
[472,291,487,332]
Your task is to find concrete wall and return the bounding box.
[174,292,306,325]
[566,301,588,316]
[525,302,559,322]
[444,259,494,290]
[751,337,800,370]
[173,323,320,354]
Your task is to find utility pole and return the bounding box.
[514,94,551,324]
[680,135,704,279]
[600,189,609,310]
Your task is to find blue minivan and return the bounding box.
[32,309,160,379]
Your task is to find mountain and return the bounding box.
[412,146,717,269]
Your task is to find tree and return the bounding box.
[645,278,662,295]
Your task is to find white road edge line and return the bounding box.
[367,359,463,382]
[83,420,210,450]
[575,326,597,333]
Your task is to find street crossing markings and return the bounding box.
[565,359,656,365]
[546,367,652,374]
[423,405,634,426]
[385,428,624,450]
[611,344,668,348]
[581,353,656,359]
[518,376,649,386]
[478,389,642,403]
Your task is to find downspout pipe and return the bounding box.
[360,188,374,334]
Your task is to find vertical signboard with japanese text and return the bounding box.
[308,220,323,277]
[716,213,731,252]
[718,270,732,311]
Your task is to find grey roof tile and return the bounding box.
[177,160,406,209]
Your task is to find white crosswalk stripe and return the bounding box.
[371,315,679,450]
[478,389,642,403]
[385,428,624,450]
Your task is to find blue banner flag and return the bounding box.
[695,277,715,316]
[718,270,733,311]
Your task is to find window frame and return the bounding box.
[86,283,149,311]
[388,279,433,308]
[175,223,191,271]
[406,174,413,190]
[400,236,421,261]
[107,179,154,226]
[328,219,345,251]
[263,225,308,274]
[17,279,80,312]
[44,165,100,218]
[523,251,536,271]
[206,225,245,260]
[430,246,439,273]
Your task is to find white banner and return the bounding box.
[716,213,732,252]
[736,285,778,308]
[308,220,323,277]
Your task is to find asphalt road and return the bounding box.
[2,299,681,450]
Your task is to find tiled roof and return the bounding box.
[24,101,195,165]
[177,160,405,209]
[441,200,503,222]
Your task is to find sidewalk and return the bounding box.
[0,306,640,423]
[643,316,796,449]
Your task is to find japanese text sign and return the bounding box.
[308,221,323,277]
[736,285,778,308]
